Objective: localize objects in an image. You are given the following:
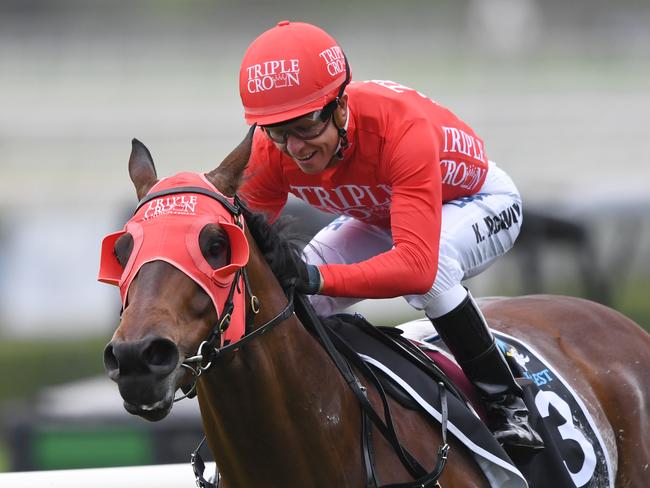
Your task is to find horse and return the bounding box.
[100,131,650,487]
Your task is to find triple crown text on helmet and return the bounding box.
[246,59,301,94]
[318,46,345,76]
[246,45,344,95]
[239,22,349,125]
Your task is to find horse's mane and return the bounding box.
[241,206,304,292]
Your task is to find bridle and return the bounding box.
[176,278,294,402]
[131,186,294,402]
[135,186,450,488]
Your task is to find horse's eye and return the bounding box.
[208,237,226,257]
[114,233,134,268]
[199,224,231,269]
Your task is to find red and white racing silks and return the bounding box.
[239,80,489,299]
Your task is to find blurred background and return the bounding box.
[1,0,649,475]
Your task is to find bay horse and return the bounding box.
[100,131,650,487]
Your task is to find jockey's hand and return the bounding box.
[296,261,323,295]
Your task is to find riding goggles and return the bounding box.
[261,98,339,144]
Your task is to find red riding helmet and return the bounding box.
[239,21,350,126]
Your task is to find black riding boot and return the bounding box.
[429,292,544,451]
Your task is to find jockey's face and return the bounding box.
[264,95,348,175]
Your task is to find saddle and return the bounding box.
[319,313,528,488]
[320,313,612,488]
[322,314,476,412]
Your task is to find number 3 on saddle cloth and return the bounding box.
[492,331,613,488]
[327,314,614,488]
[404,318,614,488]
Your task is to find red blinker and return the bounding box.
[98,172,250,345]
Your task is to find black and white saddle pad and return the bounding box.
[398,317,614,488]
[327,315,529,488]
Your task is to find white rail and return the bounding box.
[0,462,214,488]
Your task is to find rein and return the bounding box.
[143,186,450,488]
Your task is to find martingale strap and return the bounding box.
[362,408,379,488]
[326,325,449,487]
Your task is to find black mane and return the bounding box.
[241,206,304,292]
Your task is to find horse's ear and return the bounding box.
[129,138,158,200]
[206,125,256,197]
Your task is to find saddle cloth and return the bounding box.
[325,314,614,488]
[398,317,614,488]
[325,313,528,488]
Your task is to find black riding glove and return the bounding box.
[296,262,323,295]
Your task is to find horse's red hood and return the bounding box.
[98,172,249,345]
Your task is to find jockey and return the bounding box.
[237,21,543,451]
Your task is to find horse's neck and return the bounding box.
[196,236,364,486]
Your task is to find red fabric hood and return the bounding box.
[98,172,249,345]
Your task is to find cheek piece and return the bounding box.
[98,172,250,346]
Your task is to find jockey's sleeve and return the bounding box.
[319,121,442,297]
[238,130,288,222]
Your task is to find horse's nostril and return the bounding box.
[103,337,179,378]
[103,343,119,379]
[143,338,179,373]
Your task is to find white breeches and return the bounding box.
[303,161,523,319]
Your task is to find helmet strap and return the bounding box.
[318,55,351,160]
[333,102,349,160]
[334,56,351,159]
